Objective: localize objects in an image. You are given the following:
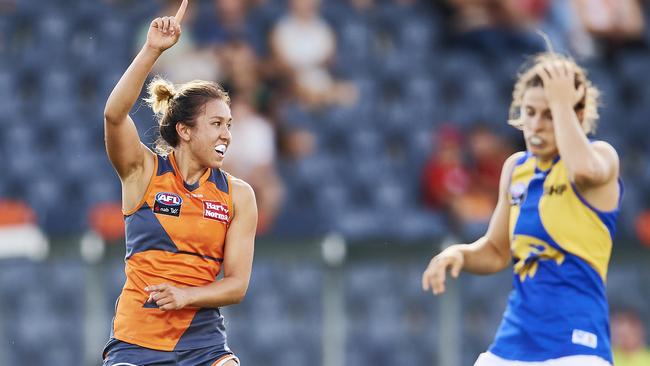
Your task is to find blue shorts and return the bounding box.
[102,338,239,366]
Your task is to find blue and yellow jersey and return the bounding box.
[489,152,622,362]
[110,153,233,351]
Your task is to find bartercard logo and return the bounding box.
[153,192,182,217]
[203,201,229,223]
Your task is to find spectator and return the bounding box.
[135,0,222,83]
[635,210,650,248]
[612,309,650,366]
[222,97,285,235]
[421,125,470,211]
[270,0,357,109]
[219,40,272,114]
[442,0,547,54]
[467,123,512,196]
[193,0,267,55]
[573,0,645,43]
[422,125,505,239]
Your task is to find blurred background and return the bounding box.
[1,0,650,365]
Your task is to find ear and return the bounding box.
[176,122,192,142]
[576,109,585,123]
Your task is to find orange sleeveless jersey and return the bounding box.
[111,153,233,351]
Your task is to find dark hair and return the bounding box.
[145,77,231,155]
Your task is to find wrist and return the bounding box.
[547,99,573,111]
[143,43,164,57]
[182,287,197,307]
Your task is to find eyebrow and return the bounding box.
[209,116,233,122]
[523,104,550,112]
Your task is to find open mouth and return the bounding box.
[215,144,227,157]
[529,136,544,147]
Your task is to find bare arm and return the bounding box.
[104,1,187,180]
[536,61,620,189]
[146,179,258,309]
[104,47,160,180]
[422,152,523,295]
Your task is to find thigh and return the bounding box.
[177,346,239,366]
[103,339,177,366]
[211,355,239,366]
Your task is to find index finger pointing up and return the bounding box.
[175,0,189,23]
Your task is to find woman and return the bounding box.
[422,53,622,366]
[102,1,257,365]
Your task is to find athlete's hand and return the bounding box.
[145,283,191,311]
[145,0,188,53]
[535,60,586,109]
[421,246,464,296]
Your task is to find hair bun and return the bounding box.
[145,76,177,116]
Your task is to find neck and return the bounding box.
[174,148,208,185]
[535,153,559,171]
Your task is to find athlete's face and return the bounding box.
[188,98,232,169]
[520,87,559,162]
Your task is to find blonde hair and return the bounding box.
[508,53,601,134]
[144,77,230,155]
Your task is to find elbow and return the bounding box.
[496,252,512,272]
[229,283,249,305]
[570,165,603,186]
[104,111,118,126]
[230,291,246,305]
[103,104,126,126]
[490,240,512,272]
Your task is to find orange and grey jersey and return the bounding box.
[111,153,233,351]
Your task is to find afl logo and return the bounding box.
[153,192,183,217]
[509,182,527,206]
[155,192,182,206]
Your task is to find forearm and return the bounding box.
[185,277,249,308]
[104,45,162,122]
[551,103,606,181]
[457,236,511,275]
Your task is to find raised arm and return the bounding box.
[145,178,258,310]
[422,152,524,295]
[104,0,188,181]
[535,60,619,189]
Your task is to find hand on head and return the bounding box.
[534,59,586,108]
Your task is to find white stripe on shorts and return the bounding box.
[474,352,611,366]
[212,354,240,366]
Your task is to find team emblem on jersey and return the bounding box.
[203,201,229,224]
[511,234,565,281]
[509,182,527,206]
[153,192,183,217]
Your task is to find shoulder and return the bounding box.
[503,151,528,173]
[230,177,256,206]
[498,151,527,191]
[229,177,257,221]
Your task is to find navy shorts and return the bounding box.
[103,338,239,366]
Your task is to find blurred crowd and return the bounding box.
[1,2,650,365]
[1,0,650,246]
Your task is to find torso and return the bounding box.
[111,153,234,351]
[489,152,622,363]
